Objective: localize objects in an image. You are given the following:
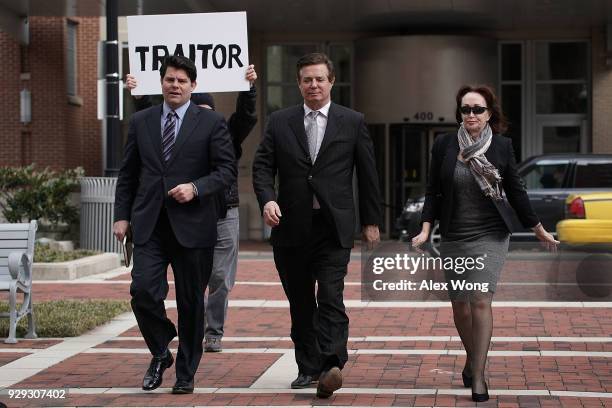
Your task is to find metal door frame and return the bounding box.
[535,116,588,154]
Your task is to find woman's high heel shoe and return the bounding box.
[471,382,489,402]
[461,370,472,388]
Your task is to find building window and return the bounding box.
[499,40,589,159]
[66,21,78,96]
[265,43,353,115]
[328,44,352,108]
[500,42,523,161]
[535,42,588,114]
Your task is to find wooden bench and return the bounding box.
[0,220,37,343]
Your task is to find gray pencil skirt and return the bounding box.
[440,231,510,300]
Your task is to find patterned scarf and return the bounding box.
[457,123,503,201]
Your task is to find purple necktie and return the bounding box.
[161,111,177,163]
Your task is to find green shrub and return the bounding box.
[0,300,131,338]
[34,243,100,263]
[0,165,84,226]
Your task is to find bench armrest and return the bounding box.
[8,251,31,285]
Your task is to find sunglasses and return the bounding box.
[460,106,488,115]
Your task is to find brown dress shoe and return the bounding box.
[316,367,342,398]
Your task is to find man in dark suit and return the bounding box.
[113,55,236,394]
[252,52,382,398]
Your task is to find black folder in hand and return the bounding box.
[122,227,133,267]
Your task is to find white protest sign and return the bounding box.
[127,12,249,95]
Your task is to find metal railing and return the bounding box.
[80,177,120,254]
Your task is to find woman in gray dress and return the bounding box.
[412,85,558,402]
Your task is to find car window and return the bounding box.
[574,162,612,188]
[520,161,569,189]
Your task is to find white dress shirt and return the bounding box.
[161,100,190,140]
[303,101,331,163]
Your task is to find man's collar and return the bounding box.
[303,101,331,118]
[163,100,191,120]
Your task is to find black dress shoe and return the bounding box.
[172,378,194,394]
[472,382,489,402]
[142,350,173,391]
[290,372,319,389]
[317,367,342,398]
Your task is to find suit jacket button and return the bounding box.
[307,175,313,181]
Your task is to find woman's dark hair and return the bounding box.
[455,84,508,134]
[160,55,197,82]
[296,52,335,82]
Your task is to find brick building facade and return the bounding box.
[0,17,101,176]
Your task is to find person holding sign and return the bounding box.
[125,65,258,353]
[126,12,251,95]
[113,55,236,394]
[252,53,382,398]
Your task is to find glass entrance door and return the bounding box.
[536,119,587,154]
[389,125,427,228]
[386,125,457,237]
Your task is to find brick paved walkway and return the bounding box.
[1,245,611,407]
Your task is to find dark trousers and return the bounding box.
[273,213,351,375]
[130,210,213,381]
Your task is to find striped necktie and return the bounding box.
[161,111,177,163]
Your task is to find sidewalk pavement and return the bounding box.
[0,243,611,407]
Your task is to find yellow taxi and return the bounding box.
[557,192,612,244]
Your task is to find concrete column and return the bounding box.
[591,27,612,153]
